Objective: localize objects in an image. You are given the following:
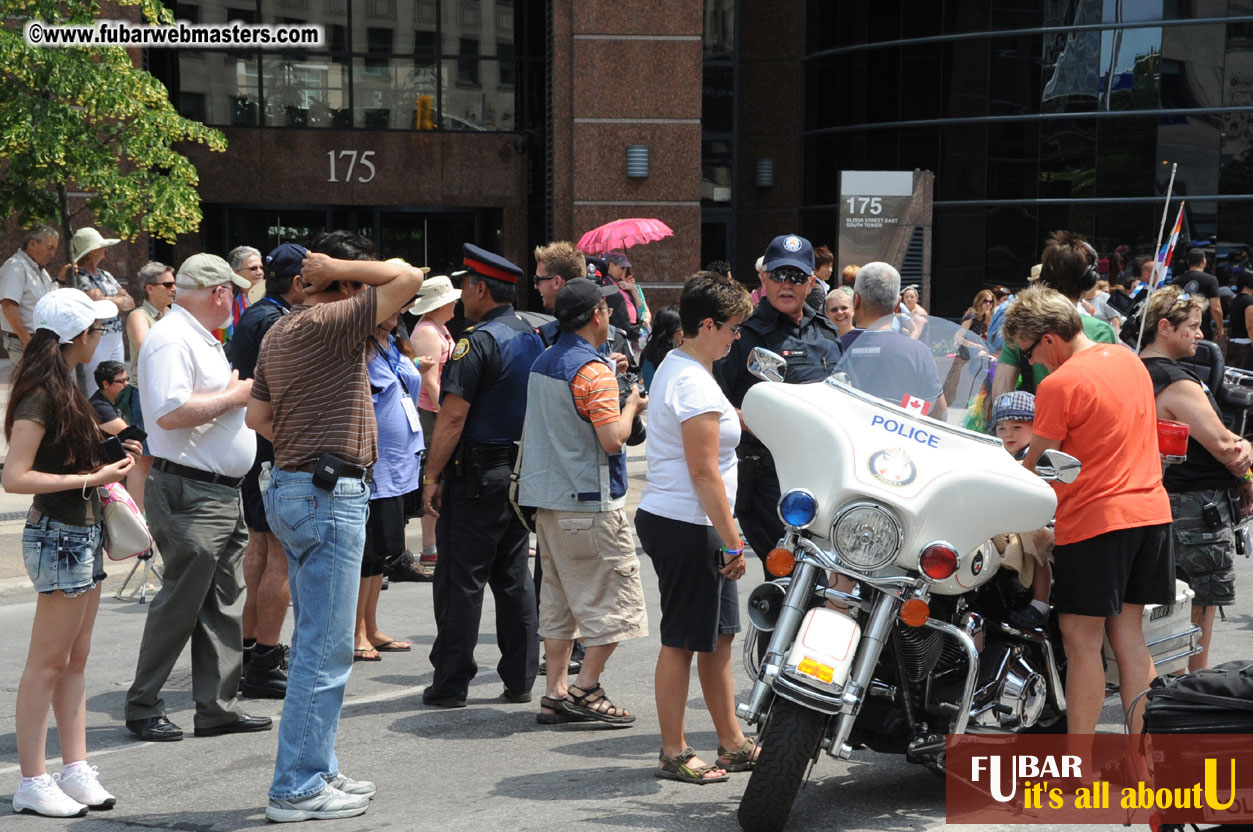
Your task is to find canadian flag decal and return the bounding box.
[900,394,932,416]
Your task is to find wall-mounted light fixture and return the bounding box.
[626,145,650,178]
[755,157,775,188]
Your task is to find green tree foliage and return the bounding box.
[0,0,226,256]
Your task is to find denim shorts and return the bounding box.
[22,514,106,596]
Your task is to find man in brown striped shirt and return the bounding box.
[245,231,423,822]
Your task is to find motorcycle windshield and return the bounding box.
[832,313,996,432]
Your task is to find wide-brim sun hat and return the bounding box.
[70,227,121,263]
[34,288,118,344]
[411,275,461,316]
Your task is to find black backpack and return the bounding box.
[1142,660,1253,734]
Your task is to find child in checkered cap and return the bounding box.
[990,391,1055,629]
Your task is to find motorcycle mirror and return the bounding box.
[1034,449,1082,484]
[748,347,787,383]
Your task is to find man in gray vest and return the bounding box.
[518,278,648,725]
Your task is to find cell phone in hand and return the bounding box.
[118,425,148,443]
[101,435,126,463]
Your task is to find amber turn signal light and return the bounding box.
[766,547,795,577]
[899,598,930,627]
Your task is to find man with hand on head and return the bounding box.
[716,233,841,578]
[519,278,649,725]
[421,244,545,709]
[246,231,423,823]
[228,242,308,701]
[124,254,268,744]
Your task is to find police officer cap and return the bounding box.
[555,277,616,325]
[763,233,815,274]
[463,243,522,284]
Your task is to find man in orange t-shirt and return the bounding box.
[1006,283,1173,737]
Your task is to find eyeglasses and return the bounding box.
[982,299,995,305]
[767,269,810,286]
[1021,336,1043,364]
[155,281,176,289]
[715,320,743,335]
[88,325,106,334]
[533,274,554,288]
[109,376,129,386]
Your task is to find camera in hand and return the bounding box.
[617,371,647,446]
[101,435,126,463]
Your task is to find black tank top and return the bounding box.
[1230,292,1253,341]
[1142,357,1237,492]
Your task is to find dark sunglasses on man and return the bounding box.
[767,268,810,285]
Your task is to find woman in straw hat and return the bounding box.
[69,228,133,397]
[408,275,461,579]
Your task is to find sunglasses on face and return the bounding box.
[532,274,554,288]
[155,281,176,289]
[768,269,809,285]
[88,325,106,334]
[1021,336,1043,364]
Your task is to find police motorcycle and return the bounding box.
[734,316,1079,832]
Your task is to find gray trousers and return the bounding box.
[125,468,249,730]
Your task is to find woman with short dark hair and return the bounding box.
[635,272,757,784]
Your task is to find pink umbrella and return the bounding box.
[576,218,674,254]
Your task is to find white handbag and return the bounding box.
[99,482,153,561]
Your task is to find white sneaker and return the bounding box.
[12,776,88,817]
[56,765,116,810]
[266,785,370,822]
[323,772,376,799]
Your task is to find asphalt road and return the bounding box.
[0,480,1250,830]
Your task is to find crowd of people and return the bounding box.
[0,218,1247,819]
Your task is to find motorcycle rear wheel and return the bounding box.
[736,698,828,832]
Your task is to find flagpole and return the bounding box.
[1135,162,1179,352]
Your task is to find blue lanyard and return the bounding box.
[382,339,411,395]
[258,296,287,313]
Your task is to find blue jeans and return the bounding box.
[264,469,369,801]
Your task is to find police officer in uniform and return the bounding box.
[717,234,843,578]
[422,244,545,707]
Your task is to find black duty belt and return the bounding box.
[464,442,517,468]
[153,457,244,489]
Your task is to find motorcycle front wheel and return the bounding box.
[736,698,828,832]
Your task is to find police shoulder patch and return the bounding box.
[452,338,470,360]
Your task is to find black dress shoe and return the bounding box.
[194,714,274,737]
[503,689,532,704]
[126,716,184,742]
[421,690,467,708]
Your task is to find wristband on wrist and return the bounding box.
[423,476,441,485]
[720,541,744,557]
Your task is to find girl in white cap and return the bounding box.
[3,288,140,817]
[68,228,134,397]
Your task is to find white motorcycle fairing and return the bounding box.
[741,376,1057,595]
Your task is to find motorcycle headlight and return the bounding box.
[777,489,818,529]
[831,503,902,572]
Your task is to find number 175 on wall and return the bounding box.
[845,196,882,215]
[327,150,377,183]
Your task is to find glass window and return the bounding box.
[990,0,1042,29]
[351,56,433,129]
[703,65,734,134]
[901,1,941,39]
[1042,25,1101,112]
[835,3,868,47]
[1094,203,1157,257]
[1099,26,1161,111]
[899,43,942,121]
[1039,119,1096,199]
[1160,23,1223,109]
[985,205,1039,292]
[806,1,838,53]
[180,52,260,126]
[457,38,480,86]
[440,58,515,129]
[932,206,986,317]
[866,1,901,42]
[942,0,990,35]
[1095,117,1157,197]
[986,121,1040,200]
[942,40,990,119]
[262,54,349,127]
[864,47,901,124]
[834,52,869,126]
[937,123,988,201]
[803,135,840,206]
[703,0,735,59]
[701,139,733,205]
[1220,113,1253,195]
[988,35,1041,116]
[898,127,940,175]
[1158,114,1221,199]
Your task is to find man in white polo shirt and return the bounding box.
[0,224,59,362]
[124,253,271,743]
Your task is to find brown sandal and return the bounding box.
[565,683,635,725]
[716,737,760,772]
[655,747,729,784]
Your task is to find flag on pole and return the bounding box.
[1154,202,1186,288]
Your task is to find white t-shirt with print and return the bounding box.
[638,348,740,525]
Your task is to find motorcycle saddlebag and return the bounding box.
[1142,660,1253,734]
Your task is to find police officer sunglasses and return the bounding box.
[767,268,809,285]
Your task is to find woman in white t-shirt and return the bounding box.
[635,272,757,785]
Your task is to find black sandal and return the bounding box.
[565,683,635,725]
[536,695,596,725]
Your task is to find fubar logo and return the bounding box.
[971,755,1082,803]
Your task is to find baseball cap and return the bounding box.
[33,288,117,344]
[604,252,632,270]
[177,253,251,291]
[763,234,815,274]
[554,277,616,324]
[265,243,308,279]
[991,391,1035,425]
